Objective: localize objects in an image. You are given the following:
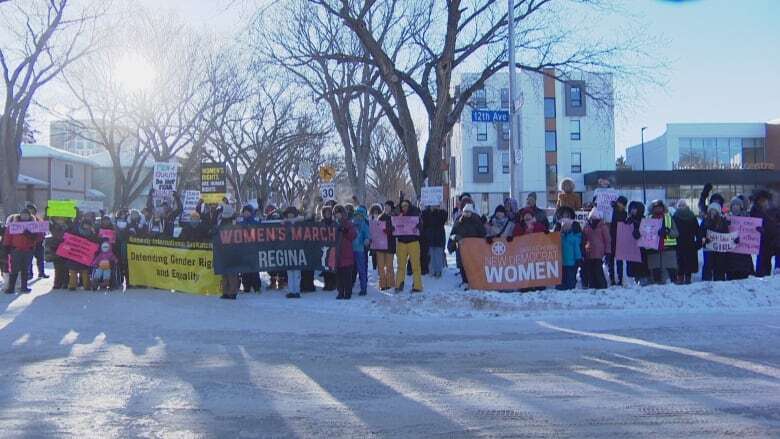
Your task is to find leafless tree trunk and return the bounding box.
[0,0,104,214]
[368,124,413,203]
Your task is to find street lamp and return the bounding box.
[641,126,648,205]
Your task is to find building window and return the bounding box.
[570,120,581,141]
[742,138,765,165]
[477,152,490,174]
[545,130,557,152]
[474,88,486,108]
[544,98,556,118]
[571,152,581,173]
[570,86,582,107]
[501,123,510,140]
[501,152,510,174]
[500,88,510,109]
[546,164,557,189]
[64,164,74,179]
[476,123,488,141]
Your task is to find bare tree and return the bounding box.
[309,0,656,195]
[257,0,393,202]
[368,124,413,203]
[0,0,104,213]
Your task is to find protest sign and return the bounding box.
[319,182,336,201]
[420,186,444,207]
[212,223,338,274]
[729,216,762,255]
[56,233,99,266]
[637,218,662,249]
[201,163,226,204]
[153,162,178,205]
[99,229,116,244]
[594,188,619,222]
[369,220,388,250]
[615,222,642,262]
[76,199,103,214]
[574,210,589,227]
[47,200,77,218]
[181,190,201,222]
[127,237,221,295]
[705,230,739,252]
[8,221,49,235]
[460,232,562,291]
[391,216,420,236]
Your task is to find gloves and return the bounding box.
[506,235,514,242]
[734,237,740,244]
[486,237,493,244]
[658,227,666,237]
[756,226,764,233]
[632,230,641,240]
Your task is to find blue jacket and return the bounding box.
[352,217,370,252]
[561,230,583,266]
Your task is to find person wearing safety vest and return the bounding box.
[646,199,679,284]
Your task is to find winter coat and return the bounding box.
[2,224,42,252]
[352,217,370,252]
[561,227,583,266]
[396,204,421,243]
[519,206,550,230]
[556,192,582,211]
[726,213,756,276]
[451,215,486,240]
[625,202,649,278]
[609,209,628,252]
[335,218,357,268]
[375,213,396,254]
[420,207,448,247]
[64,221,99,271]
[751,204,780,251]
[698,215,732,274]
[46,220,70,263]
[673,208,700,275]
[179,221,213,242]
[91,249,118,269]
[583,220,611,259]
[486,216,514,238]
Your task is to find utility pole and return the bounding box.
[641,126,648,205]
[507,0,521,199]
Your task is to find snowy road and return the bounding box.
[1,276,779,438]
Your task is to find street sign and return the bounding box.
[471,110,509,123]
[319,165,336,182]
[319,183,336,201]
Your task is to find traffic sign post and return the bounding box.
[319,182,336,201]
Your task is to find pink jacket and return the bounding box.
[583,220,611,259]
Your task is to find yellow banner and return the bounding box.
[127,237,221,296]
[201,193,225,204]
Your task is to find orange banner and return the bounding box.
[460,233,562,291]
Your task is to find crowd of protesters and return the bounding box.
[2,179,779,300]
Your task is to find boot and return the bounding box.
[5,272,18,294]
[19,272,31,293]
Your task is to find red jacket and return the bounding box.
[513,221,547,236]
[335,219,357,268]
[3,228,42,252]
[583,220,611,259]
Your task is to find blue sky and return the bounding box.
[132,0,780,158]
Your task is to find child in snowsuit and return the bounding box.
[91,240,119,290]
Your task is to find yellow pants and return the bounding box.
[68,269,90,290]
[376,251,395,290]
[395,241,423,291]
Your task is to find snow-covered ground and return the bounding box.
[1,264,779,438]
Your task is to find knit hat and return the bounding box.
[462,203,475,214]
[494,205,507,216]
[676,199,689,210]
[708,202,722,214]
[355,206,368,218]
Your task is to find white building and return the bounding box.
[625,123,770,171]
[449,69,615,213]
[50,120,103,156]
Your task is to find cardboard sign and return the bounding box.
[56,233,99,266]
[201,163,226,204]
[181,190,200,222]
[153,162,178,204]
[705,230,738,252]
[460,233,562,291]
[637,218,662,249]
[391,216,420,236]
[8,221,49,235]
[47,200,77,218]
[99,228,116,244]
[420,186,444,207]
[369,220,388,250]
[594,188,619,222]
[729,216,762,255]
[127,237,221,295]
[615,222,642,262]
[76,199,103,214]
[319,182,336,201]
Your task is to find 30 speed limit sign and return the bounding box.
[319,182,336,201]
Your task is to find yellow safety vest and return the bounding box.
[663,213,676,248]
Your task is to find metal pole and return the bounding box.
[507,0,520,199]
[641,126,647,205]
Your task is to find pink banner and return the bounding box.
[729,216,762,255]
[99,228,116,244]
[8,221,49,235]
[56,233,99,266]
[615,222,642,262]
[369,220,388,250]
[637,218,662,249]
[391,216,420,236]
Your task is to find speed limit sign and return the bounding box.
[319,182,336,201]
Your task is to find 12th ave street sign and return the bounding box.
[471,110,509,123]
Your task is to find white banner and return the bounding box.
[420,186,444,206]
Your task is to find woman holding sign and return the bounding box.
[3,208,42,294]
[698,203,731,281]
[726,196,756,280]
[394,199,423,293]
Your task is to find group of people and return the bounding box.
[2,179,779,298]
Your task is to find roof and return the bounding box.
[21,143,97,166]
[585,169,780,186]
[17,174,49,188]
[87,189,106,199]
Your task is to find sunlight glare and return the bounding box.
[114,53,156,92]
